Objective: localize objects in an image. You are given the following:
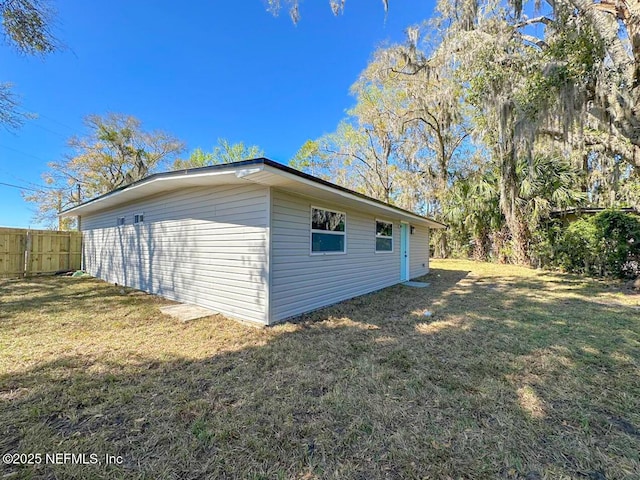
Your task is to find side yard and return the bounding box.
[1,259,638,479]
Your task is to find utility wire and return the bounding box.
[0,172,52,191]
[0,143,50,162]
[29,112,76,134]
[29,122,68,139]
[0,181,43,192]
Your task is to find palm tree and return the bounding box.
[444,169,503,261]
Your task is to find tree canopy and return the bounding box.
[1,0,58,128]
[173,139,264,170]
[284,0,640,268]
[275,0,640,169]
[25,113,184,229]
[1,0,57,54]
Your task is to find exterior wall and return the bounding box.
[270,189,430,323]
[410,224,430,279]
[81,184,269,324]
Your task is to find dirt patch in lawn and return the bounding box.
[1,260,638,479]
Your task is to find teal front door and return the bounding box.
[400,223,410,281]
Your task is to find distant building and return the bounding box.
[550,207,639,225]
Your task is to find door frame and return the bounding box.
[400,222,410,281]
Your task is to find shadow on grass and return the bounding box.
[1,264,638,479]
[0,278,168,323]
[1,278,109,307]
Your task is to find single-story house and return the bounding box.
[61,158,446,326]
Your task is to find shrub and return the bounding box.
[593,210,640,277]
[531,219,564,268]
[556,218,600,275]
[554,210,640,278]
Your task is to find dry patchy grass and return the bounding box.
[1,260,639,479]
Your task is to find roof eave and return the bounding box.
[59,158,447,228]
[256,164,446,228]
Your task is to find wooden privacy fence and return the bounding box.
[0,228,82,278]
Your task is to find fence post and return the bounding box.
[24,230,32,277]
[20,232,26,278]
[66,233,70,271]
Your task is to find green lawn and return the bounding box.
[1,259,639,479]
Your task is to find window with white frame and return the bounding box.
[134,213,144,224]
[311,207,346,254]
[116,216,125,227]
[375,220,393,252]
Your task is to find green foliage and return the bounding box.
[555,218,600,275]
[530,219,564,268]
[173,139,263,170]
[518,154,586,226]
[442,153,583,264]
[290,140,319,170]
[545,19,605,86]
[555,211,640,278]
[290,139,336,181]
[442,168,503,260]
[593,211,640,277]
[515,71,553,120]
[1,0,57,55]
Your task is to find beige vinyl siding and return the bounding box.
[270,189,401,323]
[81,184,269,324]
[410,224,430,279]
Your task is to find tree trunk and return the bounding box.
[472,231,490,261]
[510,216,531,265]
[498,145,532,265]
[431,229,449,258]
[491,227,510,263]
[439,232,449,258]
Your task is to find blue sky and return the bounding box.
[0,0,435,228]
